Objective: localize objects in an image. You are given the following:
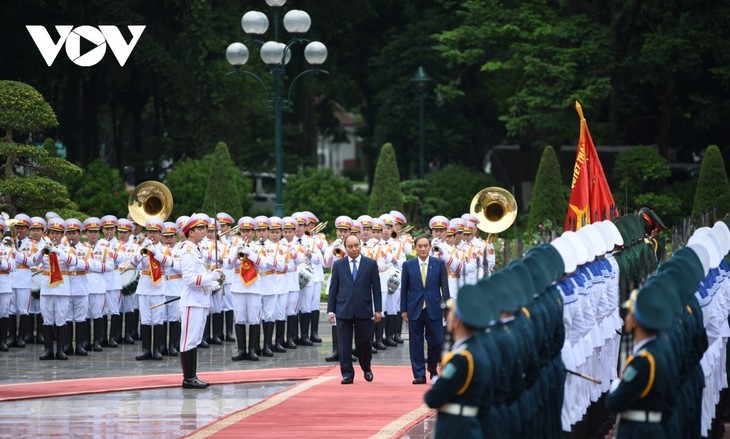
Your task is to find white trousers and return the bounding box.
[286,291,299,316]
[210,290,222,314]
[0,293,11,318]
[311,281,322,312]
[165,295,181,322]
[180,306,209,352]
[298,285,315,313]
[88,293,107,319]
[40,295,70,326]
[138,295,165,325]
[231,293,262,325]
[221,284,233,311]
[67,296,88,322]
[261,295,277,322]
[120,294,137,313]
[10,288,31,315]
[105,289,122,315]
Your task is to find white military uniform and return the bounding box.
[179,242,215,352]
[30,242,77,326]
[131,241,172,325]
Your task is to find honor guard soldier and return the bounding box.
[639,207,667,263]
[381,213,403,347]
[116,218,139,344]
[202,217,225,345]
[279,216,304,351]
[30,218,78,360]
[84,217,113,352]
[162,221,182,356]
[425,284,493,439]
[452,218,477,288]
[390,210,411,343]
[303,211,326,343]
[260,216,286,356]
[292,212,323,346]
[131,218,172,360]
[100,215,124,347]
[229,216,264,361]
[216,212,237,342]
[606,284,674,438]
[25,217,47,345]
[0,220,12,352]
[323,216,354,360]
[462,214,487,280]
[179,214,223,389]
[269,217,292,353]
[440,219,464,300]
[64,218,90,356]
[8,213,33,348]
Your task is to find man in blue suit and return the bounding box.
[327,235,382,384]
[401,235,450,384]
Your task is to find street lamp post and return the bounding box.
[226,0,328,216]
[410,66,432,180]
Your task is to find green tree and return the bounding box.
[692,145,730,217]
[424,164,498,219]
[527,146,568,231]
[165,156,213,219]
[612,146,671,211]
[68,160,127,218]
[0,81,81,216]
[368,143,404,214]
[285,168,368,221]
[201,142,251,219]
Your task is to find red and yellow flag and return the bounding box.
[48,252,64,286]
[240,257,258,286]
[149,254,163,285]
[565,102,619,231]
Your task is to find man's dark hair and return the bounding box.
[414,235,430,246]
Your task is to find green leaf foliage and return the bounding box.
[0,81,58,139]
[368,143,404,215]
[0,176,78,217]
[634,192,681,228]
[693,145,730,217]
[527,146,568,231]
[424,164,498,219]
[612,146,671,210]
[165,156,214,219]
[201,142,251,219]
[68,160,128,218]
[285,168,368,221]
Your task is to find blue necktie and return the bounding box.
[351,259,357,282]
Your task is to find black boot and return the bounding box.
[161,322,169,356]
[394,313,404,343]
[274,320,287,352]
[7,315,18,347]
[262,321,275,357]
[310,310,322,343]
[35,314,45,344]
[124,312,135,344]
[232,324,247,361]
[224,310,235,342]
[135,325,153,360]
[92,318,104,351]
[198,315,210,348]
[81,318,91,351]
[210,313,223,345]
[181,348,209,389]
[297,313,313,346]
[325,326,339,362]
[62,322,73,355]
[168,321,180,356]
[74,321,88,356]
[108,315,121,347]
[19,315,31,345]
[0,318,9,351]
[285,315,298,349]
[374,320,387,350]
[39,325,54,360]
[384,315,397,347]
[101,315,109,346]
[132,310,140,340]
[152,324,164,360]
[55,325,68,360]
[247,324,259,361]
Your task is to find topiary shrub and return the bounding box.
[368,143,404,214]
[527,145,567,232]
[692,144,730,217]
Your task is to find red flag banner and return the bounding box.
[565,102,619,231]
[240,257,258,286]
[48,252,64,286]
[149,253,163,285]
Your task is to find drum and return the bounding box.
[30,271,43,299]
[120,268,140,296]
[386,267,401,295]
[298,263,314,289]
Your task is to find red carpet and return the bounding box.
[185,365,434,439]
[0,366,332,402]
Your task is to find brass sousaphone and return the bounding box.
[128,181,174,226]
[469,186,517,234]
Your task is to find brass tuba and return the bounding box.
[128,181,174,226]
[469,186,518,234]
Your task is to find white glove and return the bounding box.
[211,281,221,292]
[239,244,250,256]
[146,245,158,256]
[211,269,223,281]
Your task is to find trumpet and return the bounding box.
[333,247,345,258]
[2,236,13,247]
[237,237,252,260]
[431,238,443,254]
[140,240,154,256]
[390,224,414,239]
[305,221,328,237]
[41,237,56,255]
[221,225,241,237]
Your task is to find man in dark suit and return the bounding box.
[401,235,450,384]
[327,235,382,384]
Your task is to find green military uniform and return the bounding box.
[605,283,675,438]
[425,284,495,439]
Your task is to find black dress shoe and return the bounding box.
[412,376,427,384]
[182,377,210,389]
[364,371,374,382]
[55,351,68,360]
[75,346,88,356]
[341,377,354,385]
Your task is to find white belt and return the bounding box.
[619,410,662,423]
[439,403,478,417]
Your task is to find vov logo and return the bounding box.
[26,25,146,67]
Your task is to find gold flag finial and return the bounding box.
[575,101,585,121]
